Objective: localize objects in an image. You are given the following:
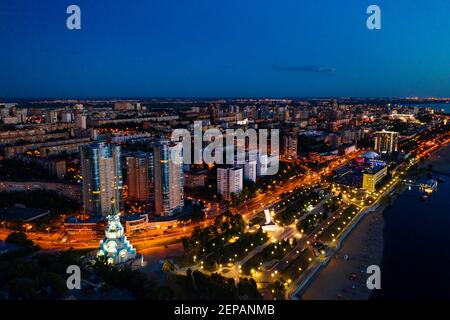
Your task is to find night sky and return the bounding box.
[1,0,449,98]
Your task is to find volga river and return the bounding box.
[418,103,450,114]
[373,144,450,299]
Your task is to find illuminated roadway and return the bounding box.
[0,150,364,251]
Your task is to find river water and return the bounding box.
[373,144,450,299]
[416,103,450,114]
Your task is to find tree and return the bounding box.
[42,272,67,297]
[268,280,285,300]
[5,232,35,249]
[92,257,159,299]
[238,278,262,300]
[6,278,38,300]
[156,285,174,300]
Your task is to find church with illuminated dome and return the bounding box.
[97,198,138,265]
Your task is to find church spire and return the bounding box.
[97,196,138,265]
[109,197,118,216]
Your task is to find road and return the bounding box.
[0,151,362,252]
[285,128,450,299]
[236,151,363,221]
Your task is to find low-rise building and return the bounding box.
[121,214,149,235]
[362,164,388,192]
[64,216,103,237]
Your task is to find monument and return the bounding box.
[262,208,277,232]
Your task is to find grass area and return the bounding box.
[181,211,271,271]
[197,228,270,271]
[280,247,315,282]
[317,204,360,243]
[275,188,326,226]
[241,239,296,275]
[296,211,328,235]
[172,255,194,268]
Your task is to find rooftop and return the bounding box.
[364,164,386,175]
[64,216,102,224]
[361,151,380,159]
[0,206,50,222]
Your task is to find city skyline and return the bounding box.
[2,0,450,307]
[1,96,450,302]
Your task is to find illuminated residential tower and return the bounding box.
[153,141,184,216]
[125,152,154,212]
[80,142,123,216]
[217,166,243,201]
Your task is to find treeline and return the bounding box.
[0,234,81,299]
[0,159,51,180]
[0,190,81,213]
[182,211,268,270]
[166,269,262,300]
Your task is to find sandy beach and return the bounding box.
[298,206,385,300]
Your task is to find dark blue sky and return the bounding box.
[1,0,449,98]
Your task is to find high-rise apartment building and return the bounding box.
[153,141,184,216]
[75,114,87,129]
[243,160,257,183]
[45,110,58,124]
[125,152,154,208]
[282,134,298,159]
[217,166,243,201]
[80,143,123,216]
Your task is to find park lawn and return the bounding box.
[241,240,295,275]
[280,247,315,282]
[318,205,360,243]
